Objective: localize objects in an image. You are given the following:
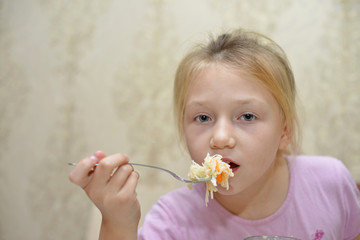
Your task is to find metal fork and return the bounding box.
[68,162,211,183]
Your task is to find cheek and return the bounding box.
[186,144,204,165]
[243,134,280,168]
[246,127,282,158]
[184,128,207,163]
[184,129,198,157]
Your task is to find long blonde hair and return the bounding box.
[174,29,301,156]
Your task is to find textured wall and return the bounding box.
[0,0,359,239]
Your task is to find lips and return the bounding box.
[221,157,240,172]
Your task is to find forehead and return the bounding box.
[185,64,274,105]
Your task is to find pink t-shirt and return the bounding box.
[138,156,360,240]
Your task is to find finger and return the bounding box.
[106,164,134,192]
[69,155,99,188]
[93,150,106,160]
[91,153,130,187]
[118,171,140,197]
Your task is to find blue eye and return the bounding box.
[195,115,211,122]
[240,113,256,121]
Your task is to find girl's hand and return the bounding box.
[69,151,140,240]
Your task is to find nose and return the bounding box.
[210,118,236,149]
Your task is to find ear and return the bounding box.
[278,123,291,151]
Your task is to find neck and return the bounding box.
[214,156,289,220]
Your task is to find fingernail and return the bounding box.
[94,150,103,155]
[90,155,98,161]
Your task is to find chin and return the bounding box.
[215,179,246,197]
[215,185,237,196]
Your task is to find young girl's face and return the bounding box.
[183,64,288,197]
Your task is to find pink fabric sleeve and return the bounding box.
[138,198,183,240]
[339,162,360,240]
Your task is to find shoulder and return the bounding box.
[150,184,205,220]
[288,155,348,179]
[288,155,359,199]
[286,155,360,238]
[138,184,208,239]
[286,155,358,199]
[288,155,343,168]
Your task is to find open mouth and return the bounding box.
[222,158,240,172]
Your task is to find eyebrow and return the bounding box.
[186,97,268,107]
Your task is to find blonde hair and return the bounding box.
[174,29,301,156]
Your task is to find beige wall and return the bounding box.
[1,0,359,239]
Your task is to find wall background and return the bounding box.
[0,0,359,239]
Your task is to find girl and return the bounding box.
[69,29,360,239]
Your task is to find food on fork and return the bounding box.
[188,153,234,206]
